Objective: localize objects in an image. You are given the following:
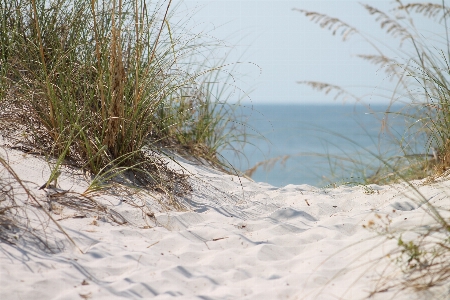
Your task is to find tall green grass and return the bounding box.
[0,0,249,196]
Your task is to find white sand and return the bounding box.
[0,146,449,299]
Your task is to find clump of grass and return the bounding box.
[0,0,249,202]
[294,1,450,183]
[249,1,450,186]
[154,66,253,171]
[292,0,450,296]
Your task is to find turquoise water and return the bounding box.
[220,103,407,187]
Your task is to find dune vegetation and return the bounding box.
[0,0,250,195]
[294,0,450,296]
[295,1,449,185]
[1,0,450,298]
[0,0,252,250]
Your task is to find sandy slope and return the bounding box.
[0,146,449,299]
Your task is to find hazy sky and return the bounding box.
[176,0,443,104]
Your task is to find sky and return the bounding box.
[172,0,444,105]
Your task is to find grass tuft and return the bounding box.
[292,0,450,296]
[0,0,250,205]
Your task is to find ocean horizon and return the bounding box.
[221,103,408,187]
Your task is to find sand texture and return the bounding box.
[0,146,449,299]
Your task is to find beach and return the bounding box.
[2,0,450,298]
[1,145,449,300]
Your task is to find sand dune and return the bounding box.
[0,146,449,299]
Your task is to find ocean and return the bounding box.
[220,103,408,187]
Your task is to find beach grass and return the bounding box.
[0,0,249,201]
[1,0,450,297]
[291,1,450,296]
[294,1,450,183]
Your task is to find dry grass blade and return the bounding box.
[244,155,290,178]
[292,8,358,41]
[356,54,406,78]
[0,161,21,245]
[0,156,82,252]
[105,17,126,155]
[297,81,360,102]
[396,2,450,22]
[362,4,412,44]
